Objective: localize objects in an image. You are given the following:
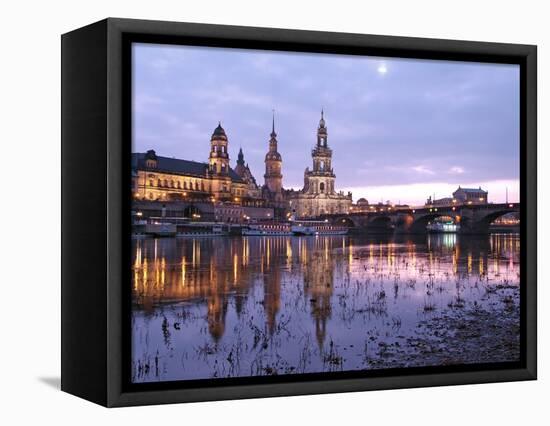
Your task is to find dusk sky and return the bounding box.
[132,43,520,205]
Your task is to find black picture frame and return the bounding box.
[61,17,537,407]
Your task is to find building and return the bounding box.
[352,198,370,213]
[262,114,285,205]
[453,186,488,205]
[132,123,263,205]
[288,111,352,217]
[425,196,454,206]
[234,147,263,203]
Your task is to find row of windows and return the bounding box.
[149,179,208,191]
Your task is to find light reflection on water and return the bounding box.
[131,233,520,382]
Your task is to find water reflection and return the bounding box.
[131,233,520,382]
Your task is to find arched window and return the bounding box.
[170,180,175,188]
[164,179,168,187]
[149,179,154,187]
[184,181,187,189]
[157,179,162,187]
[320,182,325,193]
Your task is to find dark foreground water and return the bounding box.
[131,233,520,383]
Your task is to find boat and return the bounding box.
[426,221,460,233]
[242,222,292,236]
[144,222,177,237]
[176,223,229,237]
[291,220,348,236]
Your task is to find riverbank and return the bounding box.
[367,285,520,368]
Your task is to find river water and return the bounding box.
[131,233,520,383]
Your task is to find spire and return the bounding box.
[319,108,326,129]
[271,109,277,137]
[237,147,244,165]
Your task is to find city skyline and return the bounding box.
[133,43,520,205]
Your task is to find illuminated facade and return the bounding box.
[132,123,260,204]
[453,186,489,205]
[288,111,353,217]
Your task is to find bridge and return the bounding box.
[322,203,519,234]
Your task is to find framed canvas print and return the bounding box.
[61,18,537,407]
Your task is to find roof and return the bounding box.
[454,187,488,194]
[132,152,245,183]
[211,123,227,139]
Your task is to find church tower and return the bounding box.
[264,112,283,198]
[287,109,352,217]
[307,109,336,195]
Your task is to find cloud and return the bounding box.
[192,85,272,107]
[411,165,435,175]
[449,166,465,174]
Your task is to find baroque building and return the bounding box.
[132,123,261,205]
[288,111,352,217]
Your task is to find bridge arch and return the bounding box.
[368,215,394,232]
[330,215,359,228]
[409,213,451,233]
[467,208,519,233]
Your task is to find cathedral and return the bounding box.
[287,111,353,217]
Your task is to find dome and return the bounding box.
[265,152,282,162]
[211,122,227,140]
[357,198,369,206]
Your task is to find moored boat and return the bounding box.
[426,221,460,233]
[291,220,348,236]
[242,222,292,236]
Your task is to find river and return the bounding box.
[131,233,520,383]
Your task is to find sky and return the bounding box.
[132,43,520,205]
